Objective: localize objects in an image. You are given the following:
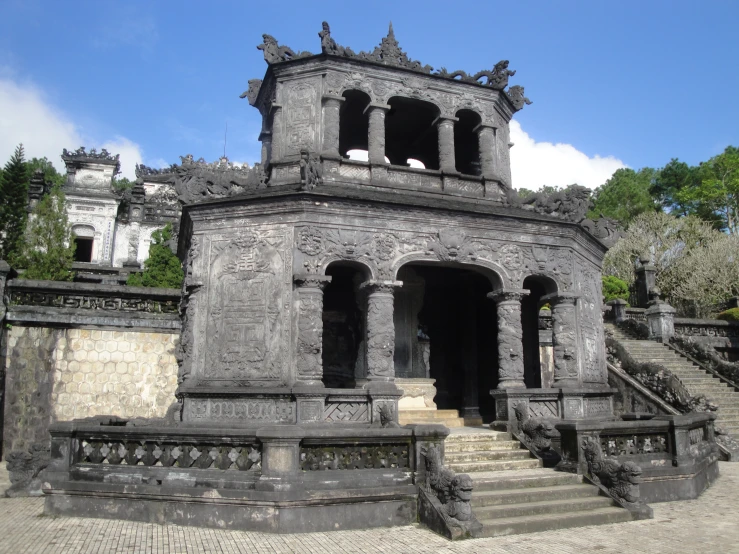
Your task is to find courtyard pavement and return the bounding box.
[0,462,737,553]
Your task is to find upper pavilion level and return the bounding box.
[242,22,531,203]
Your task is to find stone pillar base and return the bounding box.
[396,378,437,411]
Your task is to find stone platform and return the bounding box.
[1,462,736,553]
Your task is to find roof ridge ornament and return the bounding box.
[252,22,531,111]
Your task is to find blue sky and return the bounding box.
[1,0,737,189]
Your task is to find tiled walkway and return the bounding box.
[0,463,736,553]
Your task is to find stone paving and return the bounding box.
[0,463,737,553]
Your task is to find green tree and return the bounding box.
[127,224,183,288]
[588,167,659,226]
[12,184,76,281]
[26,157,65,187]
[112,176,134,194]
[602,275,630,303]
[690,146,739,234]
[0,144,30,260]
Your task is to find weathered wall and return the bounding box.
[1,279,182,459]
[3,325,178,455]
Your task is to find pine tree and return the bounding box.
[12,184,76,281]
[127,224,184,288]
[0,144,30,260]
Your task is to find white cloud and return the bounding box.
[509,120,626,191]
[0,75,145,180]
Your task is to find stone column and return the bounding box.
[270,104,284,163]
[294,274,332,386]
[436,116,458,173]
[542,292,580,387]
[321,95,344,159]
[473,123,497,180]
[634,254,656,308]
[488,289,529,389]
[607,298,628,323]
[364,103,390,164]
[359,279,402,383]
[259,131,272,166]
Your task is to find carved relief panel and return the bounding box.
[575,259,607,383]
[280,78,321,157]
[196,227,292,384]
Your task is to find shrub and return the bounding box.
[717,308,739,322]
[602,275,630,303]
[127,224,183,288]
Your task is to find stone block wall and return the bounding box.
[1,278,182,459]
[3,326,178,455]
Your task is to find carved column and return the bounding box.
[436,116,458,173]
[259,131,273,166]
[364,103,390,164]
[270,104,284,163]
[321,95,344,159]
[542,292,580,387]
[474,123,497,180]
[360,280,403,383]
[294,274,332,386]
[488,289,529,389]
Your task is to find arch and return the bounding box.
[72,224,95,238]
[391,253,506,291]
[520,274,559,389]
[322,261,368,388]
[339,89,371,157]
[385,96,441,169]
[454,109,482,175]
[321,256,375,280]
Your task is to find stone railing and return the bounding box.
[674,318,739,340]
[557,413,719,505]
[44,420,481,538]
[5,279,181,330]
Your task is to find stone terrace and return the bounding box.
[0,462,737,553]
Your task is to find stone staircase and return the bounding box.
[444,428,633,537]
[609,325,739,435]
[398,409,465,427]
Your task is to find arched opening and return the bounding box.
[454,109,481,175]
[385,96,440,169]
[394,262,499,423]
[72,225,95,263]
[522,275,558,389]
[339,89,370,158]
[322,262,368,388]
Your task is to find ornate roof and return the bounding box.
[255,22,530,100]
[61,147,121,174]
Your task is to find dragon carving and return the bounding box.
[513,403,557,458]
[581,435,645,506]
[421,443,476,523]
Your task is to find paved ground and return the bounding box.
[0,463,737,553]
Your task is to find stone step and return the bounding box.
[398,409,465,427]
[471,484,596,507]
[475,495,616,520]
[447,458,541,473]
[445,449,532,464]
[445,440,522,453]
[445,431,513,443]
[472,469,582,491]
[478,506,632,538]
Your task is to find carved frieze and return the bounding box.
[284,81,318,155]
[300,444,410,470]
[577,263,607,383]
[188,398,295,423]
[323,401,370,422]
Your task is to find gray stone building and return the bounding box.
[36,23,719,538]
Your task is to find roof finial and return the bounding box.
[388,21,395,39]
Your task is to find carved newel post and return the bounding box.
[436,117,458,173]
[488,289,529,389]
[473,123,497,181]
[645,288,676,344]
[365,104,390,164]
[321,95,344,158]
[542,292,580,387]
[360,280,402,382]
[294,274,332,386]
